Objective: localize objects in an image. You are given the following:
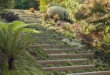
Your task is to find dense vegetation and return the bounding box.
[14,0,39,10]
[0,0,110,75]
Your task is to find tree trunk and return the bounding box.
[8,58,15,70]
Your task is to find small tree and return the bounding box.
[0,21,40,69]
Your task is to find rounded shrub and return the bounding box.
[46,3,61,9]
[47,6,64,20]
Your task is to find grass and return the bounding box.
[0,50,54,75]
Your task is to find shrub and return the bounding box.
[29,7,35,13]
[75,0,110,27]
[43,13,49,21]
[54,14,59,23]
[0,11,19,22]
[46,3,61,9]
[47,6,64,20]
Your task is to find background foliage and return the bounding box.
[14,0,39,10]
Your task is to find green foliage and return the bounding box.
[0,0,14,9]
[0,21,40,69]
[14,0,39,10]
[64,0,83,20]
[46,3,61,9]
[37,0,64,13]
[47,6,64,20]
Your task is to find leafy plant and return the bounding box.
[0,21,40,70]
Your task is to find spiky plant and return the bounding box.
[0,21,40,70]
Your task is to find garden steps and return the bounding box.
[37,59,87,65]
[42,65,95,71]
[48,53,94,58]
[67,71,110,75]
[44,49,88,54]
[28,45,69,48]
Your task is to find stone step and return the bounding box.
[28,45,69,48]
[48,53,94,58]
[42,65,95,71]
[37,59,87,65]
[34,41,62,43]
[44,49,88,54]
[67,71,110,75]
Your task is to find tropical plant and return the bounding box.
[47,6,64,19]
[0,21,40,70]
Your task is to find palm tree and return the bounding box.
[0,21,40,69]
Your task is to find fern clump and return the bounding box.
[47,6,64,20]
[46,3,61,9]
[54,14,59,23]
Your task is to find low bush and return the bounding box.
[0,11,19,22]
